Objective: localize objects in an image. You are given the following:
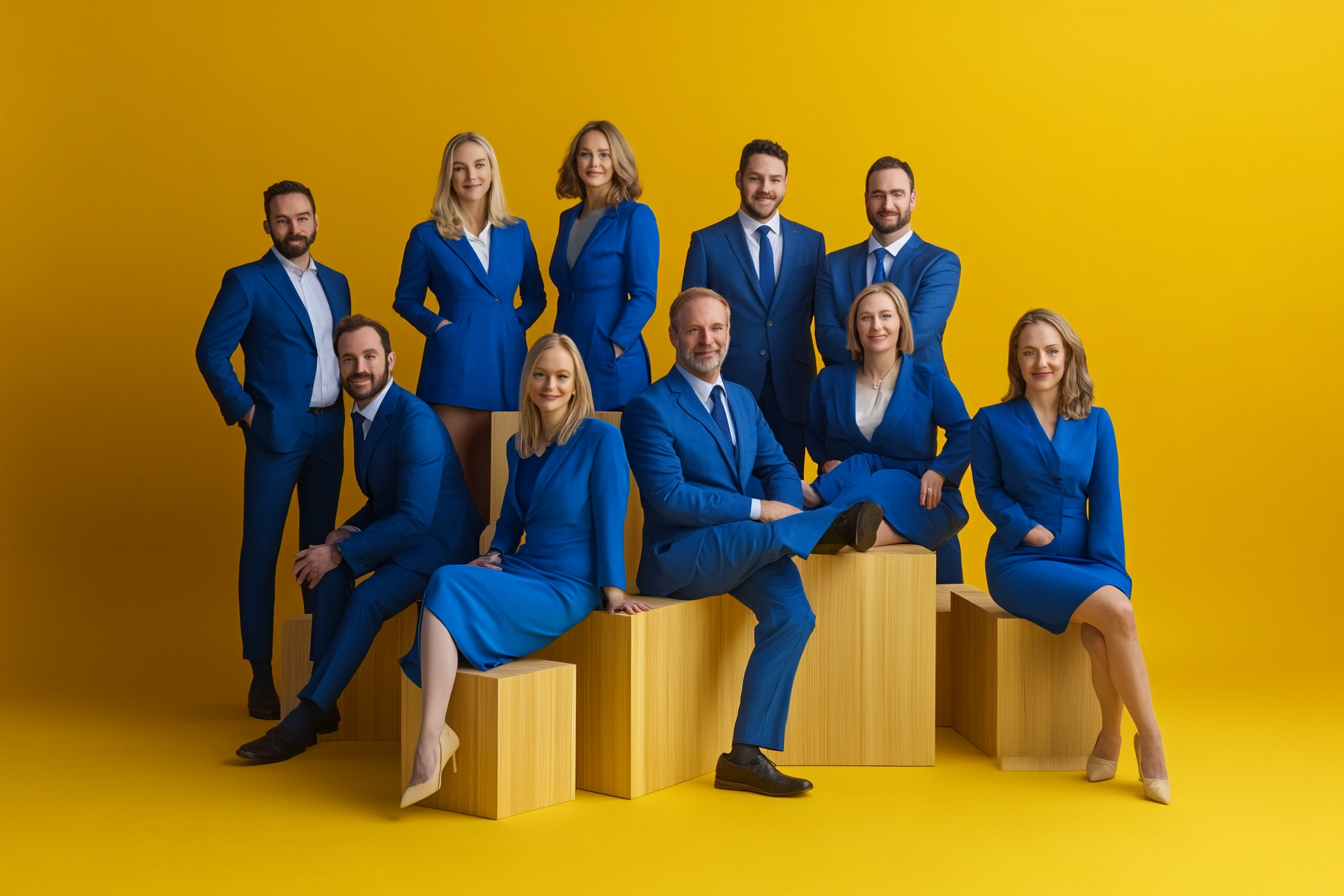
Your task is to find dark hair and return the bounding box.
[333,314,392,355]
[738,139,789,174]
[263,180,316,218]
[866,156,915,191]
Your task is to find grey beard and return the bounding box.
[679,344,728,376]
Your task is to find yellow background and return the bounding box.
[1,1,1340,894]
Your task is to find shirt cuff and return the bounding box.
[749,498,762,521]
[339,525,361,533]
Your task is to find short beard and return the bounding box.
[740,186,780,220]
[678,337,729,377]
[342,363,390,402]
[867,206,911,235]
[272,229,316,259]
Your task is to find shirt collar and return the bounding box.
[271,245,317,276]
[867,229,915,257]
[464,221,493,243]
[737,207,782,238]
[356,378,395,423]
[675,362,725,404]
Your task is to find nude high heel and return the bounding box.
[399,726,460,809]
[1133,733,1170,805]
[1086,754,1118,783]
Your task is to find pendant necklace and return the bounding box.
[866,358,899,391]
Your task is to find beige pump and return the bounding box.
[399,726,460,808]
[1133,733,1171,805]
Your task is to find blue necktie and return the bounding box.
[756,224,775,301]
[710,385,735,448]
[872,246,889,284]
[353,411,367,444]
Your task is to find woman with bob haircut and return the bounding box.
[970,308,1169,803]
[392,132,547,520]
[549,120,659,410]
[397,333,650,808]
[801,282,972,582]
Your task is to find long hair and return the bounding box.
[430,132,517,241]
[846,282,915,360]
[516,333,595,458]
[1002,308,1094,420]
[555,120,643,205]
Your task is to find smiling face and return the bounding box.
[264,192,318,259]
[576,129,614,194]
[735,153,788,222]
[856,291,902,358]
[337,326,395,404]
[528,346,576,417]
[1016,322,1067,394]
[450,140,493,205]
[866,167,916,236]
[670,297,731,378]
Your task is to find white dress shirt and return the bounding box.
[272,247,340,408]
[736,208,783,281]
[866,230,915,285]
[676,364,761,521]
[464,222,492,272]
[855,357,901,440]
[353,377,395,439]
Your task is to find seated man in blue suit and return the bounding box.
[622,288,883,797]
[681,139,831,475]
[815,156,961,374]
[196,181,351,720]
[237,315,482,763]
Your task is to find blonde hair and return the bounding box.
[668,286,731,328]
[431,132,517,241]
[555,120,643,206]
[516,333,595,458]
[846,282,915,360]
[1003,308,1094,420]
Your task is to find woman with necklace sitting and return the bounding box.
[800,282,971,582]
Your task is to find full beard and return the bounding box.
[343,365,390,402]
[273,230,316,259]
[867,207,911,235]
[678,340,729,377]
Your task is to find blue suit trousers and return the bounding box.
[756,362,805,475]
[239,409,343,661]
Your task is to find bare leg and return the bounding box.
[1080,622,1123,760]
[1070,586,1166,778]
[433,404,492,523]
[873,520,910,546]
[410,608,459,786]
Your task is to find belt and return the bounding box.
[307,401,341,414]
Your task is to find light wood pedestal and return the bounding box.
[950,586,1102,770]
[936,584,988,726]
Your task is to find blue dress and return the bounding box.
[550,201,658,411]
[400,418,628,679]
[805,358,971,582]
[392,219,547,410]
[969,399,1131,634]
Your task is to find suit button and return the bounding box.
[759,349,767,356]
[304,383,312,388]
[767,320,773,327]
[310,351,317,356]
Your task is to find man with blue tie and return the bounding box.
[682,140,831,475]
[197,181,351,720]
[815,156,962,372]
[622,288,883,796]
[237,315,482,762]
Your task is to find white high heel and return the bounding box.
[1133,733,1171,805]
[400,726,460,808]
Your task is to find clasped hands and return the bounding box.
[813,461,947,511]
[468,550,650,615]
[294,527,353,587]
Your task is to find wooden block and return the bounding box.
[936,584,988,727]
[950,587,1103,770]
[531,594,755,798]
[400,658,576,819]
[485,411,642,592]
[278,604,418,741]
[765,545,937,766]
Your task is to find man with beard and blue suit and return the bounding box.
[621,288,883,797]
[815,157,961,374]
[681,139,831,475]
[237,315,482,762]
[196,181,350,720]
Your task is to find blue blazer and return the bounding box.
[550,201,658,410]
[340,382,483,577]
[392,219,547,410]
[806,359,970,484]
[682,215,831,423]
[621,368,803,596]
[492,418,629,590]
[816,234,961,373]
[196,250,351,454]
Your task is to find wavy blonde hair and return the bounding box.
[431,132,517,241]
[555,120,643,206]
[516,333,595,458]
[846,282,915,360]
[1003,308,1094,420]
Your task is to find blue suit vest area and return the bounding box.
[339,382,483,577]
[815,234,961,374]
[550,200,659,411]
[196,250,351,453]
[681,214,831,424]
[392,219,547,411]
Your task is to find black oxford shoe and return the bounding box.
[236,725,316,764]
[247,688,281,721]
[814,500,884,554]
[714,750,814,796]
[315,705,341,736]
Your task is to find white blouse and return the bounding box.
[855,358,901,440]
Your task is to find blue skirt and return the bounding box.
[814,453,968,550]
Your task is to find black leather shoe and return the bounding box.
[236,725,316,763]
[714,750,813,796]
[814,500,884,554]
[315,705,341,736]
[247,688,280,721]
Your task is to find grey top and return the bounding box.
[566,207,605,269]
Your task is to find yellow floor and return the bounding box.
[2,682,1340,895]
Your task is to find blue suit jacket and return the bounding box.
[816,233,961,373]
[550,201,658,410]
[340,382,483,577]
[806,359,971,484]
[392,219,546,410]
[196,250,351,453]
[682,215,831,424]
[621,367,803,596]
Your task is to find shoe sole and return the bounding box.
[248,709,281,720]
[235,746,306,764]
[852,502,884,552]
[714,778,813,797]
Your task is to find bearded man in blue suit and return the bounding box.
[681,139,832,475]
[815,157,961,373]
[196,181,351,720]
[622,288,883,797]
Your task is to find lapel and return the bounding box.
[441,232,495,297]
[258,251,316,347]
[525,422,583,523]
[312,261,345,319]
[847,241,868,296]
[552,206,578,294]
[870,356,915,446]
[769,218,799,309]
[486,223,517,301]
[667,367,737,475]
[1012,398,1061,477]
[570,204,620,280]
[356,383,401,491]
[887,232,924,284]
[722,218,766,308]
